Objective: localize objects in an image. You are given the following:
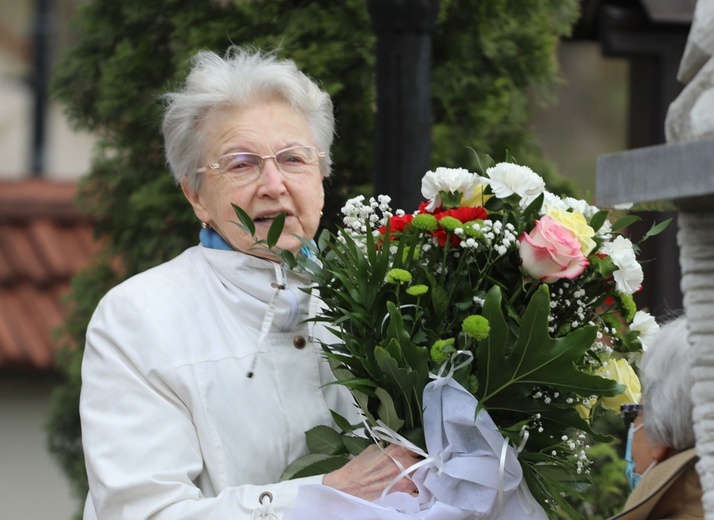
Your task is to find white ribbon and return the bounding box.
[380,304,418,334]
[360,350,476,498]
[497,429,530,515]
[363,419,443,498]
[430,350,474,380]
[287,375,549,520]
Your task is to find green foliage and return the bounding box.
[280,413,370,480]
[46,0,581,510]
[432,0,579,192]
[557,416,630,519]
[46,256,121,504]
[250,156,651,517]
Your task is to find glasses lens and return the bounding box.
[276,146,318,174]
[218,153,263,176]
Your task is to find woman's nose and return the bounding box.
[257,157,287,192]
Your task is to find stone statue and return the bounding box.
[665,0,714,143]
[664,2,714,518]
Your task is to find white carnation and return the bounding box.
[541,191,567,214]
[484,162,545,207]
[601,235,643,294]
[630,311,659,351]
[596,219,612,240]
[563,197,600,219]
[421,167,479,212]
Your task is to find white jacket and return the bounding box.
[80,244,358,519]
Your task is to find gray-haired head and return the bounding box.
[162,46,335,192]
[641,315,695,451]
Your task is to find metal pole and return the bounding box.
[30,0,51,176]
[367,0,440,211]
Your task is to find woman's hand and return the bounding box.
[322,444,421,501]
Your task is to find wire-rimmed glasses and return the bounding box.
[196,145,324,181]
[620,403,643,429]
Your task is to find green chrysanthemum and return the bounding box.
[406,284,429,297]
[386,268,412,285]
[412,213,438,232]
[439,216,463,233]
[430,338,456,364]
[462,315,490,340]
[464,220,485,240]
[614,291,637,323]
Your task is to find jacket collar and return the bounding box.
[609,448,702,519]
[196,242,314,334]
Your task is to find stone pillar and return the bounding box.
[666,2,714,514]
[598,1,714,514]
[679,210,714,515]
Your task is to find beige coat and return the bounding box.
[609,448,703,519]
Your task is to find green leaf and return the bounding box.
[375,387,406,432]
[522,192,544,220]
[374,347,418,394]
[466,147,495,175]
[475,286,510,401]
[266,212,286,248]
[478,285,622,404]
[231,203,255,236]
[640,217,672,243]
[280,453,349,481]
[330,410,355,433]
[431,284,449,318]
[588,210,609,233]
[326,377,378,394]
[343,435,372,456]
[280,249,298,269]
[305,425,346,455]
[353,388,376,424]
[317,228,332,252]
[384,302,416,357]
[611,215,641,232]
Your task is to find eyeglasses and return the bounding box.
[196,145,325,181]
[620,403,643,428]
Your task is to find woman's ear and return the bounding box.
[651,444,673,463]
[181,179,209,224]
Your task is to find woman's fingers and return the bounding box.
[323,443,422,501]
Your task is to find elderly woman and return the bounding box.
[80,47,419,519]
[611,316,703,519]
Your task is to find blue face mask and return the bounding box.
[624,422,645,489]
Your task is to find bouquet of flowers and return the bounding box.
[235,152,668,519]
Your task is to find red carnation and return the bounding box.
[437,206,488,223]
[433,229,461,248]
[379,213,414,235]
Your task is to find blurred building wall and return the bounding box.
[1,1,90,518]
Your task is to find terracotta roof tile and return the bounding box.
[0,179,101,372]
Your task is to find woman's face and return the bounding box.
[182,100,325,260]
[631,407,670,474]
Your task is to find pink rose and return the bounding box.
[518,216,589,282]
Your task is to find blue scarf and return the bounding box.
[199,227,233,251]
[199,227,315,259]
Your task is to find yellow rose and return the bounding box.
[462,182,492,207]
[597,358,641,413]
[545,207,596,255]
[576,396,597,421]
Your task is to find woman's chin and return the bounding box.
[275,237,305,256]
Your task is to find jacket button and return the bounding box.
[293,336,306,349]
